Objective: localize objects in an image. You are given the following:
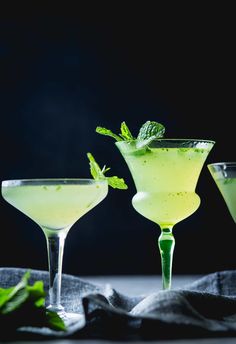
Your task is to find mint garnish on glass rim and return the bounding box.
[96,120,165,149]
[136,121,165,148]
[87,152,128,189]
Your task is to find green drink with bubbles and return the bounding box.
[97,121,215,289]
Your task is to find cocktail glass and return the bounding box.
[1,178,108,323]
[116,139,215,290]
[208,162,236,223]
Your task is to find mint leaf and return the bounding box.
[0,271,30,312]
[137,121,165,141]
[119,121,134,140]
[0,271,66,331]
[87,152,128,189]
[1,288,29,315]
[87,152,104,180]
[223,178,234,185]
[46,310,66,331]
[27,280,46,307]
[0,288,14,308]
[136,121,165,149]
[96,126,122,141]
[106,176,128,189]
[96,122,134,142]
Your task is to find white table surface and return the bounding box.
[3,275,236,344]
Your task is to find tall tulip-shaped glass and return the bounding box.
[116,139,215,289]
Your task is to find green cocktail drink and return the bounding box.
[116,139,215,289]
[2,180,108,230]
[1,152,127,324]
[208,163,236,223]
[1,178,108,322]
[214,179,236,222]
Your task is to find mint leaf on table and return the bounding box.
[87,152,128,189]
[0,271,66,331]
[46,310,66,331]
[1,287,29,315]
[0,271,30,313]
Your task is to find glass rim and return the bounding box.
[1,178,108,187]
[115,138,216,145]
[208,162,236,167]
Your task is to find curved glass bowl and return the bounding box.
[208,162,236,223]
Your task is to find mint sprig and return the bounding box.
[95,127,122,141]
[96,120,165,148]
[96,121,134,142]
[87,152,128,189]
[0,271,66,332]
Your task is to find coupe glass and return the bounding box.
[1,178,108,323]
[208,162,236,223]
[116,139,215,290]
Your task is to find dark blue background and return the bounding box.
[0,9,235,277]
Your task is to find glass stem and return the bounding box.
[43,228,68,312]
[158,226,175,290]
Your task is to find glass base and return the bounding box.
[47,305,84,327]
[59,311,84,327]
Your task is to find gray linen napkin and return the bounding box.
[1,267,236,340]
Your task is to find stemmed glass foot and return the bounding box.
[56,310,84,327]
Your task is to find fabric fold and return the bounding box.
[1,267,236,340]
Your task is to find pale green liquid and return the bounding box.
[2,182,108,230]
[118,146,211,226]
[214,177,236,223]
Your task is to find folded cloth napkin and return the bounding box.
[1,267,236,340]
